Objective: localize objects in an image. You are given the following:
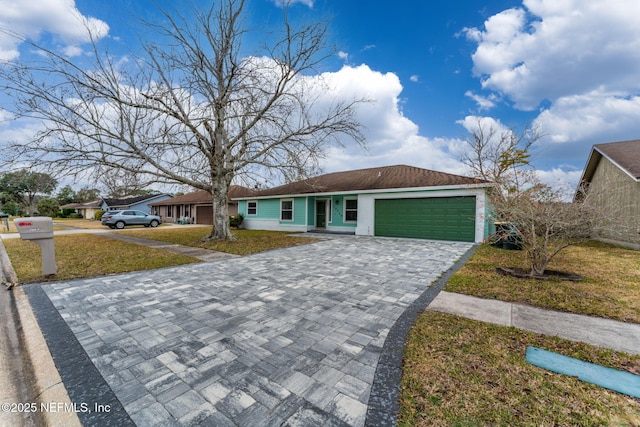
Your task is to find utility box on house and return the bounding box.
[14,217,56,276]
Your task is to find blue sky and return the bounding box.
[2,0,640,193]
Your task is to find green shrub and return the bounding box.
[37,197,60,217]
[69,212,84,219]
[60,208,76,218]
[94,210,106,220]
[229,213,244,228]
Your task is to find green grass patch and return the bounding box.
[3,234,200,283]
[445,241,640,323]
[399,312,640,427]
[120,227,319,255]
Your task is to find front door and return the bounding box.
[316,200,327,228]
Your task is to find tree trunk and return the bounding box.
[208,176,234,240]
[528,247,548,277]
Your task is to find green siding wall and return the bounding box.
[375,197,476,242]
[238,199,281,219]
[279,198,306,225]
[328,195,357,228]
[238,197,306,225]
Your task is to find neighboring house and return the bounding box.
[149,186,256,225]
[233,165,493,243]
[60,199,103,219]
[576,139,640,249]
[101,194,173,215]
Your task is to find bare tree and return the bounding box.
[460,117,541,191]
[99,169,152,199]
[0,0,363,239]
[461,119,608,277]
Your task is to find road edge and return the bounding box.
[0,237,81,426]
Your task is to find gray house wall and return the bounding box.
[589,157,640,248]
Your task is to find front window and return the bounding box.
[344,198,357,222]
[247,201,257,216]
[281,199,293,221]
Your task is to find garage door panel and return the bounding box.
[195,205,213,225]
[374,197,475,242]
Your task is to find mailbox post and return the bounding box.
[14,217,56,276]
[0,213,8,232]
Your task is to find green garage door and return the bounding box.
[375,197,476,242]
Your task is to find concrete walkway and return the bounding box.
[428,291,640,354]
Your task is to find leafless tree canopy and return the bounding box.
[460,117,540,191]
[0,0,363,239]
[461,119,625,276]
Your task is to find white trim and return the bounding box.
[326,224,356,233]
[232,182,493,201]
[242,218,307,232]
[280,199,294,222]
[246,200,258,216]
[315,198,331,228]
[343,197,358,223]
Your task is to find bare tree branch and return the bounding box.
[0,0,363,239]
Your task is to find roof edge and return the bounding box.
[232,182,493,200]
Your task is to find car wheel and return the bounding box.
[109,225,115,229]
[150,220,159,228]
[115,221,126,229]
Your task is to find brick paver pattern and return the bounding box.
[42,236,471,426]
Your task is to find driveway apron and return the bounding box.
[27,236,472,426]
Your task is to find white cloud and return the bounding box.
[271,0,314,8]
[465,0,640,110]
[409,75,419,83]
[337,51,349,61]
[314,64,466,175]
[0,0,109,60]
[534,91,640,143]
[464,91,499,111]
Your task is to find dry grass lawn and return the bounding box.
[120,227,319,255]
[401,241,640,425]
[445,241,640,323]
[400,312,640,427]
[52,218,107,229]
[3,234,199,283]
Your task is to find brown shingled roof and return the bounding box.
[594,140,640,180]
[149,185,256,206]
[247,165,490,198]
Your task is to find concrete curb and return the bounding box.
[0,238,81,426]
[14,287,82,427]
[0,238,18,288]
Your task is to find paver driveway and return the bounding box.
[30,235,472,426]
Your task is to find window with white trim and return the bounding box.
[247,201,258,216]
[280,199,294,221]
[344,198,357,222]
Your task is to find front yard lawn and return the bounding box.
[399,312,640,426]
[52,218,107,229]
[120,227,319,255]
[3,234,199,283]
[400,240,640,425]
[445,241,640,323]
